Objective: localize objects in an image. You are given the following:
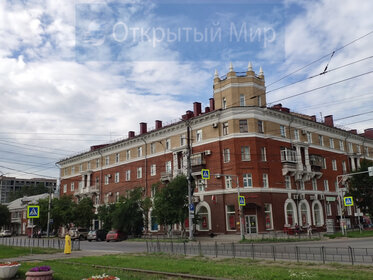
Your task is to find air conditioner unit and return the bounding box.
[204,150,212,155]
[302,130,307,135]
[300,193,306,200]
[212,123,218,128]
[319,194,325,200]
[292,194,299,200]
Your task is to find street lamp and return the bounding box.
[214,173,245,240]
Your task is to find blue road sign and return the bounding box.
[27,205,40,218]
[201,169,210,180]
[189,204,195,211]
[238,196,245,206]
[344,197,353,206]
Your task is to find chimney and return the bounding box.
[193,102,202,116]
[364,128,373,139]
[209,98,215,111]
[349,129,357,134]
[186,110,194,119]
[324,115,334,127]
[140,122,147,134]
[311,115,316,122]
[205,106,210,113]
[128,131,135,138]
[155,120,162,130]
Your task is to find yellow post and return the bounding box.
[64,234,71,254]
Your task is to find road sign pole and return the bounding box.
[236,176,245,240]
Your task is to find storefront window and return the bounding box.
[264,203,273,230]
[286,203,294,225]
[314,203,322,226]
[197,206,209,230]
[300,203,308,226]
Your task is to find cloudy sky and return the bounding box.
[0,0,372,180]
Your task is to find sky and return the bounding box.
[0,0,372,180]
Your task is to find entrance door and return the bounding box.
[245,215,258,234]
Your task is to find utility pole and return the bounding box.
[46,184,52,237]
[186,121,193,241]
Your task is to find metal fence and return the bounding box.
[0,237,80,251]
[146,241,373,265]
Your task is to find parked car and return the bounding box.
[87,229,108,242]
[69,228,89,240]
[0,230,12,237]
[106,230,127,242]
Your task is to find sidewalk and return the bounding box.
[1,250,123,263]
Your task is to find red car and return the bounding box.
[106,230,126,242]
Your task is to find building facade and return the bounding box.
[0,176,56,204]
[57,64,373,235]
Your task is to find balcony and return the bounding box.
[309,154,323,178]
[191,153,206,173]
[281,149,297,163]
[161,171,172,183]
[74,184,100,197]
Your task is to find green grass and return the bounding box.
[325,230,373,239]
[0,245,61,259]
[14,254,373,280]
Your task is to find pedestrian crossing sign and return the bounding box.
[238,196,245,206]
[344,197,353,207]
[27,205,40,218]
[201,169,210,180]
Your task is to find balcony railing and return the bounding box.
[161,172,172,182]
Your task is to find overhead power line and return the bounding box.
[0,165,58,179]
[334,110,373,121]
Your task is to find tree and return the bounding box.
[152,175,188,235]
[51,195,76,231]
[0,204,10,228]
[34,198,49,230]
[112,188,144,236]
[97,203,117,232]
[73,197,95,228]
[348,159,373,216]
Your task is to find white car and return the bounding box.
[0,230,12,237]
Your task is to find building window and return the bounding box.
[339,140,344,151]
[115,153,120,163]
[285,176,291,189]
[137,167,142,179]
[240,94,245,106]
[87,161,91,170]
[261,147,267,161]
[342,161,347,173]
[126,150,131,160]
[286,203,295,226]
[95,177,99,186]
[318,135,324,146]
[180,134,186,146]
[222,97,227,109]
[300,202,309,226]
[313,203,323,226]
[348,143,353,153]
[137,147,142,157]
[307,132,312,143]
[239,120,248,133]
[126,170,131,181]
[70,183,74,192]
[150,164,156,176]
[63,184,67,193]
[105,156,109,166]
[326,203,332,216]
[280,125,286,137]
[80,164,83,172]
[332,159,337,171]
[115,172,120,183]
[324,180,329,191]
[322,158,327,169]
[225,176,232,189]
[300,180,305,190]
[329,138,335,149]
[294,129,299,141]
[264,204,273,230]
[96,159,100,168]
[197,206,209,230]
[196,130,202,142]
[165,161,172,173]
[166,139,171,150]
[243,173,252,188]
[226,205,236,230]
[222,122,228,136]
[104,175,109,185]
[197,179,206,192]
[257,120,264,133]
[356,145,361,154]
[262,173,269,188]
[312,178,317,191]
[223,148,230,163]
[241,146,250,161]
[71,166,75,174]
[150,143,156,154]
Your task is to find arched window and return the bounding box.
[298,200,311,226]
[312,201,324,226]
[196,202,211,231]
[284,199,297,226]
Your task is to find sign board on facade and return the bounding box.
[201,169,210,180]
[238,196,245,206]
[326,196,336,202]
[344,197,354,207]
[27,206,40,219]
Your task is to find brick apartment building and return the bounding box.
[57,64,373,236]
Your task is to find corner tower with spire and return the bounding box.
[213,62,266,110]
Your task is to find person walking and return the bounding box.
[64,233,71,254]
[307,223,312,237]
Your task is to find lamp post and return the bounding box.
[214,173,245,240]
